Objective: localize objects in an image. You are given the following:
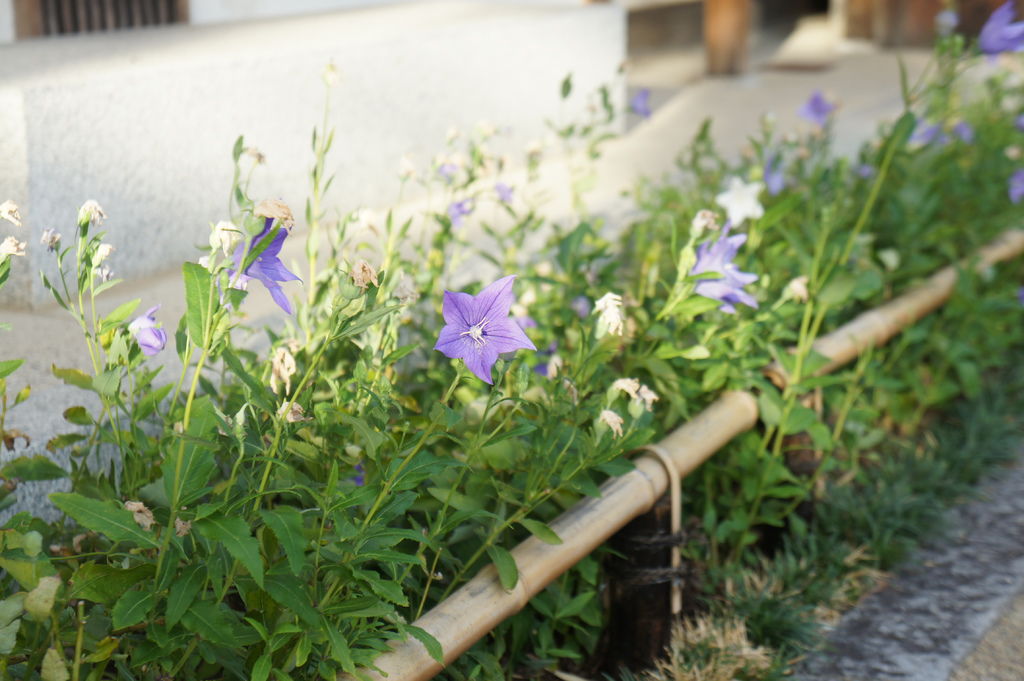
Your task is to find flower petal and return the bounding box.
[484,318,537,354]
[472,275,517,322]
[442,291,476,326]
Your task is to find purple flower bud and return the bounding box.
[570,295,591,318]
[912,122,949,146]
[763,154,785,196]
[447,199,474,227]
[1010,169,1024,203]
[630,88,652,119]
[952,120,975,143]
[352,463,365,487]
[856,163,875,179]
[798,90,835,128]
[496,182,514,204]
[128,305,167,356]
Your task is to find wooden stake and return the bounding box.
[704,0,751,76]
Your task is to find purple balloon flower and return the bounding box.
[798,90,835,128]
[447,199,474,227]
[952,121,975,143]
[230,218,302,315]
[980,1,1024,56]
[435,275,537,384]
[764,153,785,196]
[496,182,514,204]
[352,463,365,487]
[1009,169,1024,203]
[630,88,652,119]
[912,121,949,146]
[128,305,167,356]
[570,295,591,318]
[690,225,759,314]
[1016,113,1024,132]
[856,163,876,179]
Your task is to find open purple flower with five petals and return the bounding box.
[230,217,302,314]
[690,224,759,314]
[434,275,537,384]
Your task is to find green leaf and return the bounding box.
[406,625,443,664]
[0,456,67,481]
[63,406,92,426]
[82,637,119,663]
[263,572,319,626]
[560,73,573,99]
[41,647,69,681]
[251,654,272,681]
[101,298,141,329]
[258,508,307,576]
[51,365,93,391]
[757,389,784,427]
[69,563,154,605]
[0,593,25,628]
[323,618,355,672]
[486,545,518,591]
[195,514,264,587]
[180,599,236,646]
[166,563,205,628]
[162,396,217,507]
[519,519,562,545]
[781,405,818,436]
[0,619,19,656]
[111,589,153,630]
[182,261,214,347]
[818,273,857,307]
[46,433,86,453]
[0,359,22,379]
[49,493,159,548]
[92,369,121,398]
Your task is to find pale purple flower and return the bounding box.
[912,121,949,146]
[856,163,875,179]
[447,199,474,227]
[435,275,537,384]
[952,121,975,143]
[980,2,1024,56]
[690,224,759,314]
[438,162,458,183]
[1018,286,1024,306]
[798,90,835,128]
[764,154,785,196]
[496,182,514,204]
[1016,113,1024,131]
[128,305,167,356]
[935,9,958,37]
[630,88,652,119]
[571,296,591,318]
[230,217,302,314]
[352,463,365,487]
[1009,169,1024,203]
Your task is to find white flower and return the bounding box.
[94,243,115,263]
[611,378,641,399]
[210,221,241,255]
[254,199,294,230]
[78,200,106,226]
[350,260,379,290]
[545,354,564,379]
[637,385,659,412]
[322,62,339,87]
[270,347,297,395]
[0,200,22,228]
[594,292,625,337]
[174,518,192,537]
[785,275,809,303]
[40,229,61,252]
[598,409,624,438]
[124,501,155,531]
[96,266,113,282]
[715,177,764,226]
[1007,145,1022,161]
[279,402,313,423]
[0,236,26,257]
[691,209,719,236]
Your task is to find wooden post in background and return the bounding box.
[704,0,751,76]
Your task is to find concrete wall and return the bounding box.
[0,1,626,308]
[0,0,13,44]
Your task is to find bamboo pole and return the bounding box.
[340,391,760,681]
[342,228,1024,681]
[766,229,1024,387]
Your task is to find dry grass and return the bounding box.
[642,616,772,681]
